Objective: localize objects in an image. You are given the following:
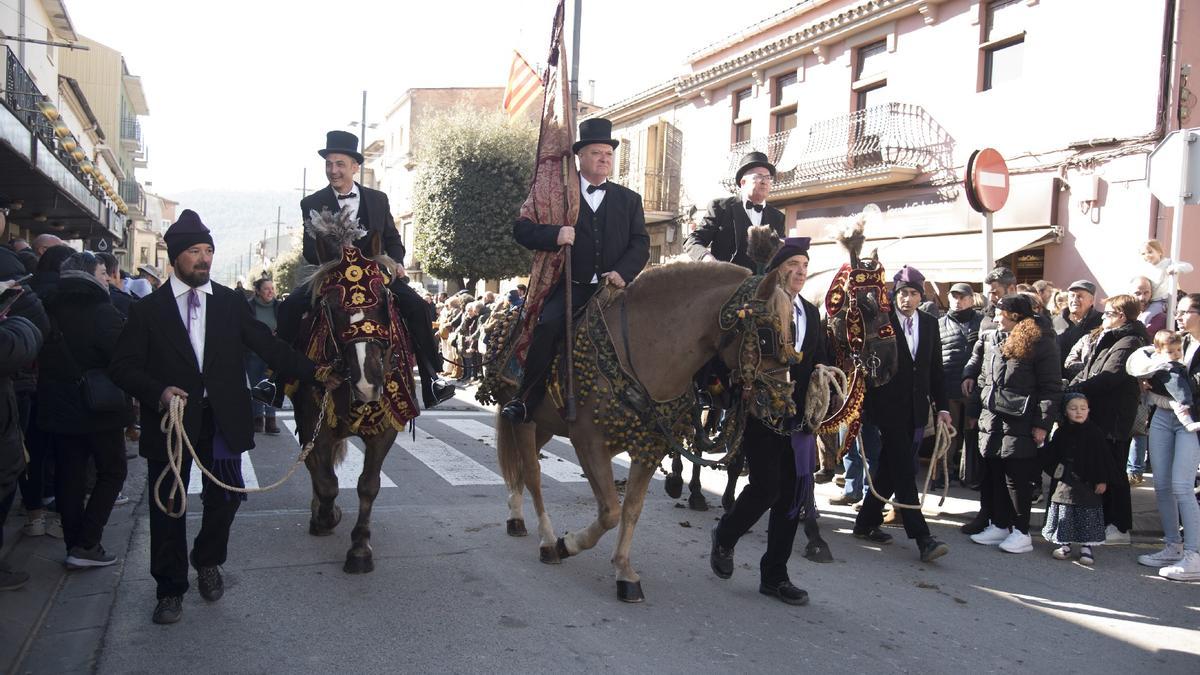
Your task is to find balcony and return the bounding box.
[615,169,680,215]
[725,103,955,198]
[120,115,142,149]
[119,179,145,216]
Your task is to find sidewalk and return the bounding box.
[0,453,146,675]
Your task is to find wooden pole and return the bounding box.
[563,155,577,422]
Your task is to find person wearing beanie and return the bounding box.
[939,282,983,489]
[853,264,952,563]
[684,151,785,272]
[276,130,455,410]
[109,209,341,625]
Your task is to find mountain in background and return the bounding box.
[167,189,302,284]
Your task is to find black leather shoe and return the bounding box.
[423,380,455,409]
[918,537,949,563]
[196,566,223,602]
[852,526,893,545]
[959,515,989,535]
[709,526,734,579]
[499,399,530,423]
[152,595,182,625]
[759,579,809,606]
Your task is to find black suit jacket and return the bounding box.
[109,282,317,461]
[301,185,404,265]
[866,309,948,430]
[791,295,830,423]
[684,196,786,272]
[512,181,650,284]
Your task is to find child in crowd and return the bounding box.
[1041,393,1119,565]
[1140,239,1194,302]
[1127,331,1200,432]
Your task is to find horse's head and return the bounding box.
[824,249,898,387]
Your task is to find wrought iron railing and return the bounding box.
[724,102,956,192]
[119,179,145,214]
[120,115,141,144]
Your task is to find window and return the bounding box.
[980,0,1026,91]
[855,41,888,82]
[773,71,798,107]
[855,83,888,112]
[648,245,662,266]
[732,87,752,144]
[771,71,798,135]
[774,109,797,134]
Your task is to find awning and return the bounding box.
[800,227,1060,303]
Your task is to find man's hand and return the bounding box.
[936,410,953,429]
[160,386,188,409]
[556,226,575,246]
[601,272,625,289]
[700,252,717,263]
[1033,427,1047,446]
[961,379,975,397]
[1094,482,1107,495]
[323,373,344,391]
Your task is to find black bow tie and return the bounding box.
[745,200,764,213]
[586,183,607,194]
[337,192,357,200]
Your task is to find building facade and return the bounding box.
[595,0,1200,303]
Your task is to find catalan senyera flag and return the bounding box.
[503,50,544,120]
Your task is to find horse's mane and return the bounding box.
[304,253,401,304]
[625,261,750,301]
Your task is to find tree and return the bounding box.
[412,108,537,290]
[269,234,305,296]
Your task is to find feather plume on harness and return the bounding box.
[747,225,783,270]
[835,216,866,260]
[301,207,398,301]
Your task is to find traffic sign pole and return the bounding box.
[1166,132,1195,322]
[984,211,994,284]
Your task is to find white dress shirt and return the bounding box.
[581,175,607,213]
[333,182,362,221]
[170,274,213,370]
[900,310,919,360]
[793,298,807,351]
[742,199,765,227]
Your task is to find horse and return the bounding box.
[291,207,420,574]
[492,261,798,602]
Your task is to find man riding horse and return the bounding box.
[499,118,649,424]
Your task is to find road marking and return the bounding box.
[279,420,397,489]
[188,453,259,494]
[395,433,504,485]
[440,419,587,483]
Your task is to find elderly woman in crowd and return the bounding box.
[962,294,1061,554]
[37,251,130,569]
[1066,294,1145,544]
[438,296,465,380]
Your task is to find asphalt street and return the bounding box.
[6,387,1200,673]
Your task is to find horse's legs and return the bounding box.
[721,453,745,512]
[343,433,393,573]
[665,452,684,499]
[687,460,709,511]
[497,416,529,536]
[529,427,559,562]
[802,513,834,563]
[611,459,656,602]
[559,438,620,557]
[305,431,342,536]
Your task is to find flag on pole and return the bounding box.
[503,50,544,121]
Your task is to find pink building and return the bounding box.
[597,0,1200,303]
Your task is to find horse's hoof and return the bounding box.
[804,540,834,564]
[555,537,572,560]
[506,518,528,537]
[688,493,710,512]
[309,507,341,536]
[616,580,645,603]
[539,545,561,564]
[721,494,734,512]
[664,474,683,499]
[343,553,374,574]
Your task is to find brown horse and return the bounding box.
[293,208,419,574]
[495,262,797,602]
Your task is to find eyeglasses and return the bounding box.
[1102,310,1122,318]
[745,174,773,183]
[1176,309,1200,316]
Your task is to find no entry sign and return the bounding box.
[965,148,1010,213]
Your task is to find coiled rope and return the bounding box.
[153,393,328,518]
[859,417,956,511]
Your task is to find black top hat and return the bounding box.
[319,130,364,165]
[573,118,620,154]
[735,151,777,184]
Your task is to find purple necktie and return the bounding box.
[187,289,200,335]
[904,316,916,358]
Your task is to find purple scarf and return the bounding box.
[788,430,818,520]
[209,424,247,503]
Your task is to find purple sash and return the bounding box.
[788,430,818,520]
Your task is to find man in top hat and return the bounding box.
[852,265,952,563]
[709,236,830,606]
[110,209,339,625]
[684,151,785,272]
[276,130,454,409]
[499,118,649,423]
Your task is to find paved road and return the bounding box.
[8,389,1200,673]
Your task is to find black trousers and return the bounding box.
[855,424,931,540]
[714,417,801,585]
[52,428,127,551]
[981,455,1040,534]
[1103,434,1133,532]
[18,396,51,510]
[513,282,597,408]
[146,407,240,599]
[278,279,441,387]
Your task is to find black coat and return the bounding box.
[965,318,1061,459]
[683,196,786,272]
[1068,321,1146,441]
[0,315,41,499]
[791,296,830,424]
[938,308,981,401]
[109,285,135,318]
[36,272,130,433]
[110,281,318,461]
[866,309,949,430]
[301,185,404,265]
[1042,418,1120,507]
[512,181,649,285]
[1053,306,1102,371]
[0,247,49,395]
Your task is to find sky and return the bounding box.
[64,0,800,196]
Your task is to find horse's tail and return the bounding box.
[495,413,525,493]
[332,438,349,468]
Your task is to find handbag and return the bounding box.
[80,368,127,413]
[988,387,1031,418]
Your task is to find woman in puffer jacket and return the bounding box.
[962,294,1061,554]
